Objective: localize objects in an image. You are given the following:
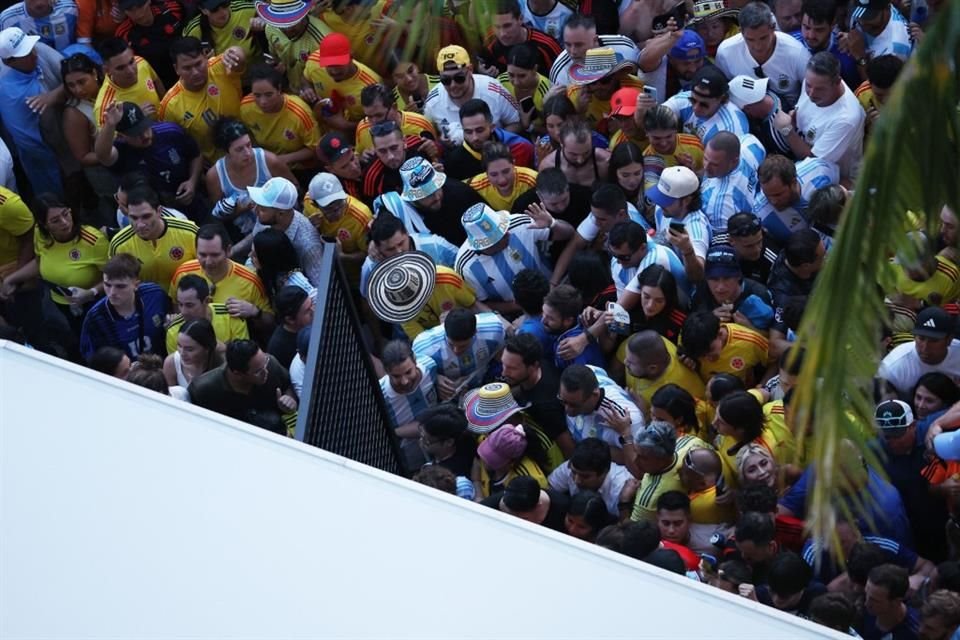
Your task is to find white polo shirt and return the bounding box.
[795,81,865,181]
[423,74,520,146]
[716,31,811,110]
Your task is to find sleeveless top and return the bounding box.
[213,147,270,235]
[68,98,96,135]
[173,350,190,387]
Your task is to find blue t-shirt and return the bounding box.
[79,282,169,362]
[802,535,918,584]
[860,606,920,640]
[113,122,200,195]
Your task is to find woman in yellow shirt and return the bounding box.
[183,0,263,62]
[472,423,548,500]
[467,141,537,212]
[650,383,710,441]
[713,391,796,492]
[497,44,550,136]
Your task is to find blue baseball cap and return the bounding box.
[669,30,706,61]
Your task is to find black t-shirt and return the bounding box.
[481,28,562,74]
[117,0,183,89]
[443,144,484,181]
[767,252,816,311]
[513,364,565,440]
[433,436,477,478]
[757,582,827,616]
[711,232,781,284]
[481,489,571,532]
[267,326,298,370]
[511,183,593,229]
[187,356,291,434]
[419,180,484,246]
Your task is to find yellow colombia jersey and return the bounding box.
[497,71,550,129]
[890,256,960,306]
[302,194,371,254]
[168,259,271,312]
[264,16,329,92]
[0,187,35,268]
[689,484,735,525]
[763,399,803,465]
[567,75,643,130]
[165,302,250,354]
[609,128,649,153]
[714,420,796,493]
[35,225,109,305]
[392,74,439,112]
[302,57,382,124]
[691,322,769,383]
[93,56,163,128]
[355,111,437,156]
[855,80,876,112]
[240,93,321,166]
[158,54,243,162]
[631,434,708,522]
[109,216,198,288]
[467,166,538,212]
[317,0,387,68]
[478,455,547,498]
[617,333,706,409]
[402,266,477,340]
[183,0,260,60]
[643,133,705,191]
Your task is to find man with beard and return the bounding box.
[360,121,432,201]
[797,0,860,88]
[538,118,610,188]
[316,132,363,201]
[443,98,533,180]
[378,339,439,468]
[637,30,708,105]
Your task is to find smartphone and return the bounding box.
[519,96,535,112]
[669,221,686,233]
[52,285,74,298]
[651,3,686,31]
[642,86,658,102]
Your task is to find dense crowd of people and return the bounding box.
[0,0,956,634]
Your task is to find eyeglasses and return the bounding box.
[371,120,399,137]
[607,245,635,262]
[728,216,762,237]
[876,415,909,429]
[249,361,270,379]
[439,72,468,86]
[753,65,766,79]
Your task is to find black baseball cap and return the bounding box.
[692,66,729,98]
[318,132,351,164]
[705,244,742,279]
[115,102,152,137]
[914,307,954,339]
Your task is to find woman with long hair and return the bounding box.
[251,228,316,303]
[609,141,646,211]
[714,391,795,492]
[163,318,223,387]
[564,490,612,542]
[534,94,609,167]
[619,265,688,343]
[651,383,706,440]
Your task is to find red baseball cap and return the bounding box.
[317,32,351,67]
[610,87,641,117]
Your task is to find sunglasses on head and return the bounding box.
[370,120,399,137]
[439,72,467,86]
[728,217,762,237]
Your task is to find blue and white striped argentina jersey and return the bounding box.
[372,191,430,236]
[623,238,691,298]
[359,233,459,298]
[662,92,750,145]
[653,208,712,261]
[0,0,78,51]
[739,133,767,175]
[412,311,506,381]
[565,365,645,450]
[455,214,551,302]
[700,157,759,233]
[576,202,651,242]
[850,5,912,60]
[753,157,840,244]
[379,358,439,430]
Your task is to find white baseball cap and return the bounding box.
[0,27,39,60]
[645,166,700,208]
[728,75,769,109]
[247,177,298,210]
[307,172,347,207]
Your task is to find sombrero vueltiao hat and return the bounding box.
[255,0,311,28]
[569,47,637,86]
[463,382,530,434]
[366,251,436,324]
[689,0,739,25]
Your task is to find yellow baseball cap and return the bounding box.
[436,45,470,71]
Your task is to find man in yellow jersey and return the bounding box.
[94,37,165,127]
[355,83,438,161]
[888,234,960,312]
[183,0,262,62]
[620,330,706,413]
[257,0,329,92]
[168,223,274,327]
[466,141,538,213]
[302,31,382,134]
[108,184,198,288]
[0,186,35,282]
[158,36,247,163]
[566,47,643,137]
[642,105,705,190]
[166,273,250,354]
[680,311,771,386]
[678,447,735,533]
[303,173,370,283]
[315,0,387,69]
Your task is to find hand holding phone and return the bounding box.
[669,221,686,233]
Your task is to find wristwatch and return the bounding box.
[619,434,635,446]
[857,56,869,67]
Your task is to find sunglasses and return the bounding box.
[876,415,910,429]
[728,216,762,237]
[439,72,468,86]
[370,120,399,137]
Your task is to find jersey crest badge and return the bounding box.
[730,357,745,370]
[284,128,295,140]
[337,228,351,242]
[777,74,790,91]
[233,27,246,39]
[69,248,81,261]
[169,246,185,260]
[208,84,220,97]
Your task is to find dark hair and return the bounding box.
[419,403,468,440]
[444,308,477,341]
[560,118,591,145]
[170,36,205,63]
[541,94,577,123]
[512,268,550,316]
[369,212,407,244]
[767,551,812,597]
[248,62,284,89]
[681,311,721,360]
[33,193,80,245]
[212,117,252,151]
[735,483,779,514]
[570,437,612,474]
[785,229,822,267]
[61,53,103,98]
[503,332,543,366]
[645,548,686,575]
[596,520,660,559]
[938,561,960,593]
[847,541,890,585]
[481,140,513,169]
[807,50,841,82]
[758,154,797,185]
[717,391,766,453]
[739,1,775,29]
[562,13,597,33]
[89,346,127,374]
[707,373,745,403]
[505,42,538,70]
[543,285,582,320]
[635,264,681,315]
[103,253,141,280]
[779,346,805,375]
[807,184,847,228]
[567,490,612,539]
[800,0,835,24]
[567,251,614,303]
[178,318,222,371]
[914,372,960,410]
[535,167,569,196]
[643,105,679,132]
[97,36,131,63]
[735,511,776,545]
[808,593,855,632]
[608,220,646,252]
[253,228,300,300]
[382,339,414,369]
[119,170,150,193]
[867,54,904,89]
[196,222,232,250]
[609,142,645,197]
[656,490,691,513]
[127,353,169,395]
[494,0,522,18]
[782,295,808,332]
[651,384,698,430]
[126,184,160,210]
[560,364,599,395]
[274,285,309,323]
[412,465,457,493]
[459,98,493,122]
[360,82,395,108]
[225,339,260,373]
[707,131,741,160]
[591,183,627,216]
[867,564,909,600]
[176,273,210,300]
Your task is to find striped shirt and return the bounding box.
[355,111,438,156]
[851,4,912,60]
[468,166,538,212]
[519,0,574,39]
[565,365,645,450]
[576,203,651,243]
[549,33,639,84]
[239,94,320,167]
[700,156,759,233]
[621,238,690,298]
[643,133,705,192]
[302,58,382,124]
[424,74,520,146]
[802,535,917,583]
[631,434,709,522]
[754,157,839,244]
[0,0,78,51]
[653,208,712,261]
[109,216,198,288]
[412,311,505,382]
[662,92,750,145]
[379,358,439,430]
[360,233,459,298]
[454,214,551,302]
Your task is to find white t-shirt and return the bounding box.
[423,74,520,146]
[548,461,634,517]
[852,5,912,60]
[795,81,865,181]
[877,340,960,396]
[549,33,640,85]
[716,31,810,110]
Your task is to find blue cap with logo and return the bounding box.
[669,30,706,61]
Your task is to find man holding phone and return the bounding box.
[647,166,711,283]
